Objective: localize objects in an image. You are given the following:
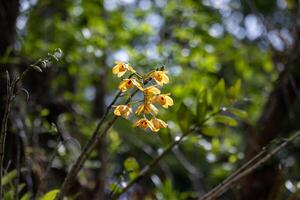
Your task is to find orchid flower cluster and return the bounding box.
[112,61,174,132]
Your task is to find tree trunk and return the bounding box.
[0,0,19,128]
[238,22,300,200]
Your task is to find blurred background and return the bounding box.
[1,0,300,199]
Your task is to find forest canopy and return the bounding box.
[1,0,300,200]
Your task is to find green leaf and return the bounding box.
[228,107,248,119]
[229,155,238,163]
[21,193,30,200]
[4,190,13,200]
[124,157,140,179]
[39,189,59,200]
[177,103,195,132]
[214,115,238,127]
[212,79,225,110]
[109,183,121,194]
[40,108,50,117]
[227,79,241,101]
[2,170,17,186]
[124,157,139,172]
[4,184,30,200]
[212,138,221,153]
[202,126,220,137]
[197,89,208,122]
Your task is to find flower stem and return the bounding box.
[56,87,142,199]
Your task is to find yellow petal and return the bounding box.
[133,119,142,127]
[131,79,144,91]
[124,111,130,118]
[117,70,127,77]
[147,120,156,132]
[112,65,120,74]
[151,87,161,94]
[145,86,161,95]
[118,80,129,91]
[162,73,169,84]
[155,79,163,86]
[135,104,144,115]
[165,96,174,106]
[114,107,121,116]
[152,127,160,132]
[123,106,132,118]
[158,119,168,128]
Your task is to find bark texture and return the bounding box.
[238,14,300,199]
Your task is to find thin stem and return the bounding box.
[111,131,191,200]
[36,130,63,197]
[12,58,41,90]
[111,110,222,199]
[14,134,21,200]
[199,147,268,200]
[0,71,11,199]
[128,99,144,105]
[199,130,300,200]
[12,66,32,90]
[55,91,121,199]
[0,54,58,199]
[56,87,141,200]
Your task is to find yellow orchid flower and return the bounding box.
[151,70,169,86]
[118,78,143,92]
[151,117,168,132]
[112,61,136,77]
[113,105,132,118]
[144,86,161,96]
[133,118,156,131]
[135,103,158,115]
[153,93,174,108]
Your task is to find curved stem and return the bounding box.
[56,87,141,200]
[199,130,300,200]
[111,110,222,199]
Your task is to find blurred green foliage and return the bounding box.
[5,0,300,199]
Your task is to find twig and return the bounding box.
[12,51,59,93]
[12,58,43,93]
[199,130,300,200]
[18,117,34,200]
[111,131,192,200]
[111,110,222,199]
[36,124,64,197]
[172,147,205,195]
[56,87,140,199]
[14,134,21,200]
[199,146,268,200]
[0,51,60,199]
[0,71,12,199]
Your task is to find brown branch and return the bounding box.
[199,146,268,200]
[111,110,222,200]
[56,87,140,199]
[111,131,191,200]
[199,130,300,200]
